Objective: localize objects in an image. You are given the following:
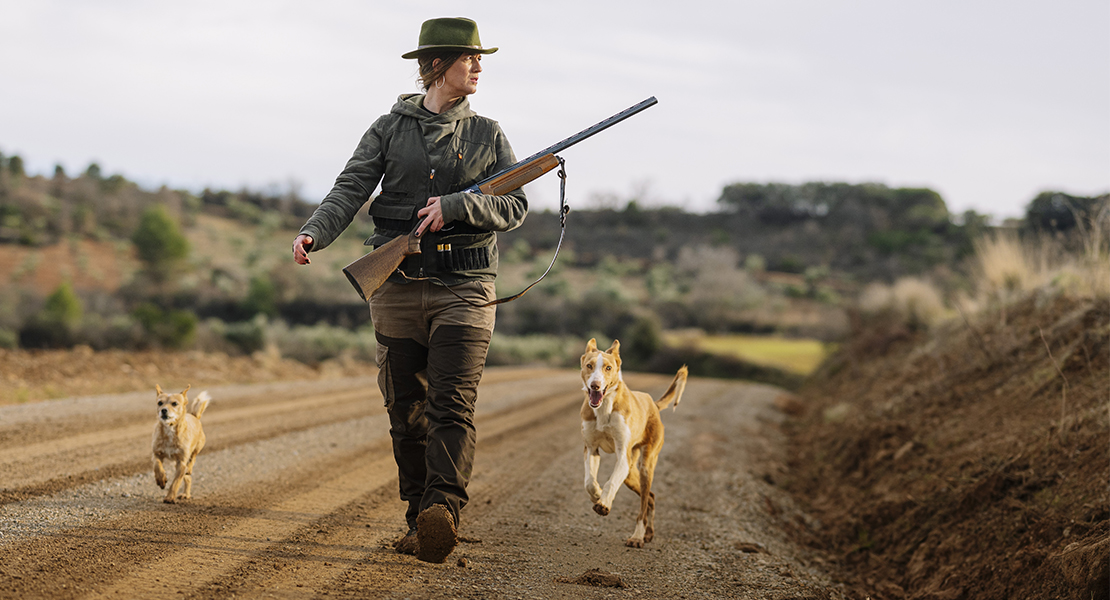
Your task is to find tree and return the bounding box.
[1024,191,1108,234]
[131,205,189,280]
[7,154,24,178]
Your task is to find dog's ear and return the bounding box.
[180,384,191,397]
[607,339,620,358]
[585,338,597,353]
[156,384,163,395]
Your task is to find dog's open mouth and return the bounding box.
[589,389,604,408]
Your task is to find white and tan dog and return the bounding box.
[152,384,211,504]
[580,338,687,547]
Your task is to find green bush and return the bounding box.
[132,302,197,348]
[267,321,376,364]
[486,333,580,367]
[620,316,663,370]
[43,281,83,327]
[222,315,268,354]
[242,275,278,317]
[131,205,189,275]
[0,328,17,349]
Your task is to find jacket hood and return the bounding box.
[392,93,476,124]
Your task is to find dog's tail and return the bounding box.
[189,391,212,419]
[654,365,688,412]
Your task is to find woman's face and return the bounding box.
[439,54,482,97]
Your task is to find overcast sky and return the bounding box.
[2,0,1107,219]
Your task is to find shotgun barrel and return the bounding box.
[464,96,658,195]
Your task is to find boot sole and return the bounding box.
[416,505,457,563]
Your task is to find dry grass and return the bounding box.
[858,276,946,330]
[974,207,1109,304]
[859,208,1110,333]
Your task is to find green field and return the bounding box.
[663,332,830,376]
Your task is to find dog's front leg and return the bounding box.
[583,446,602,503]
[595,435,631,517]
[181,450,200,500]
[153,456,166,489]
[164,459,186,503]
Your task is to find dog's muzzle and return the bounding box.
[160,409,169,420]
[588,388,604,408]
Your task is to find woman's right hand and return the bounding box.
[292,234,313,265]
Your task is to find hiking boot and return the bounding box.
[393,527,418,556]
[416,504,457,563]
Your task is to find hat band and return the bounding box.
[414,44,484,51]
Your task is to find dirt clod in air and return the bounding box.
[556,568,628,588]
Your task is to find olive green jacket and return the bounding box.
[299,94,528,285]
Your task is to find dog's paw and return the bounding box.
[586,485,602,503]
[593,503,610,517]
[625,538,645,548]
[163,497,176,504]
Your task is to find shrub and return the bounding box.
[858,277,945,331]
[131,302,198,348]
[242,275,278,318]
[131,204,189,278]
[486,333,579,367]
[267,321,376,364]
[620,315,663,370]
[19,282,84,348]
[222,316,267,355]
[0,328,16,349]
[42,281,83,327]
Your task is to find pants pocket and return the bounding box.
[376,339,393,410]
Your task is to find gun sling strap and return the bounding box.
[396,156,570,308]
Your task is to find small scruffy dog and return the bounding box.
[151,384,211,503]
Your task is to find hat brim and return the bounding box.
[401,45,498,60]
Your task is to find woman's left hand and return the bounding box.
[416,196,445,236]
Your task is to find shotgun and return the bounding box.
[342,96,658,301]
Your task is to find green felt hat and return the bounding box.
[401,17,498,59]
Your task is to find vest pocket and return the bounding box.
[368,192,416,235]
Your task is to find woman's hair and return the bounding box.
[417,51,464,91]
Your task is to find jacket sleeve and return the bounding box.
[439,123,528,232]
[298,118,387,251]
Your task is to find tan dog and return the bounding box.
[580,338,687,547]
[151,384,211,504]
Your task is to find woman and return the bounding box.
[291,17,527,564]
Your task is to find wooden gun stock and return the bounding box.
[477,154,560,196]
[342,230,421,301]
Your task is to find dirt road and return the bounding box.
[0,367,845,599]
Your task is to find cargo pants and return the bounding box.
[370,279,496,531]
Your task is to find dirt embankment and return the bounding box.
[0,362,849,600]
[785,294,1109,600]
